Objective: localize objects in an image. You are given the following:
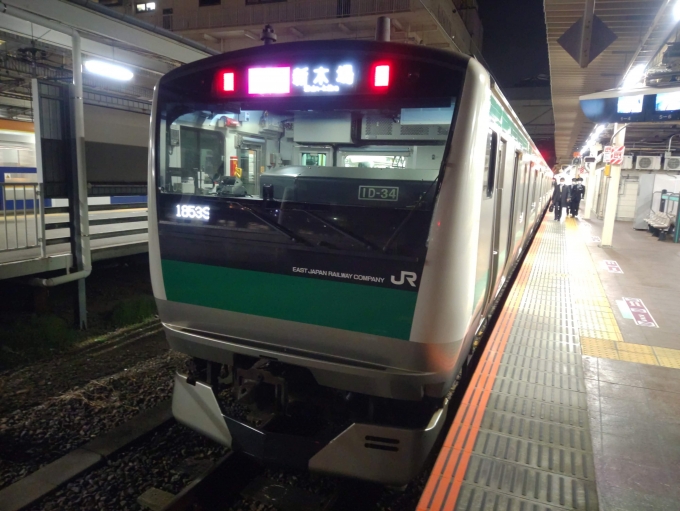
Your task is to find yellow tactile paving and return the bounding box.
[655,357,680,369]
[581,337,617,350]
[563,217,680,369]
[579,329,624,342]
[653,347,680,360]
[619,352,660,365]
[617,343,655,355]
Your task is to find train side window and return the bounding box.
[483,130,498,199]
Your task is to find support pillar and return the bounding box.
[71,32,89,329]
[376,17,391,41]
[6,4,91,328]
[600,124,626,248]
[583,160,597,220]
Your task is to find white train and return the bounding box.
[148,39,552,484]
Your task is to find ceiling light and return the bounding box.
[622,64,645,89]
[674,0,680,20]
[84,60,133,81]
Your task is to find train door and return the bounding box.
[521,163,534,240]
[527,168,538,227]
[238,141,264,196]
[474,129,497,314]
[511,159,530,254]
[489,138,508,297]
[178,126,224,194]
[507,151,521,260]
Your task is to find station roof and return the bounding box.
[0,0,214,120]
[545,0,679,164]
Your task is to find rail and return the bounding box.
[161,451,262,511]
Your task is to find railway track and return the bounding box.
[160,452,262,511]
[158,453,398,511]
[0,315,179,510]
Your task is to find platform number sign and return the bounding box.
[623,297,658,328]
[603,260,623,273]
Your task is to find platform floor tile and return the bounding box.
[563,219,680,369]
[418,218,601,511]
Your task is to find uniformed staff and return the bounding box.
[551,177,570,221]
[570,178,586,218]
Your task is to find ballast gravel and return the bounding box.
[26,421,229,511]
[0,348,187,490]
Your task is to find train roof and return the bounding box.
[159,39,471,87]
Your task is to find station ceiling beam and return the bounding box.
[0,14,174,75]
[546,0,673,163]
[2,0,212,67]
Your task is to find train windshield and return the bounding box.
[154,41,467,258]
[156,99,455,257]
[158,101,455,205]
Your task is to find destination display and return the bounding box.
[216,61,388,96]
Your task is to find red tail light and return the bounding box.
[222,72,235,92]
[374,65,390,87]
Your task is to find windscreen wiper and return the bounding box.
[302,211,378,251]
[381,179,438,252]
[223,201,310,245]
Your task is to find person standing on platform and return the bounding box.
[551,177,570,221]
[570,178,586,217]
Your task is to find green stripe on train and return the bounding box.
[490,96,530,152]
[161,259,418,340]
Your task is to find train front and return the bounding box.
[149,41,471,484]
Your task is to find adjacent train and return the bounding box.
[148,39,552,485]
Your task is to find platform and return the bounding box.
[418,214,680,511]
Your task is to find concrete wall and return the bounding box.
[84,105,150,184]
[616,173,639,221]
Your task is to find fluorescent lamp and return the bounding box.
[675,0,680,20]
[622,64,645,89]
[84,60,133,81]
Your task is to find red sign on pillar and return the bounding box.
[610,146,625,165]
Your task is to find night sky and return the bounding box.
[475,0,550,88]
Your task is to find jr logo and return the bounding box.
[391,271,418,287]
